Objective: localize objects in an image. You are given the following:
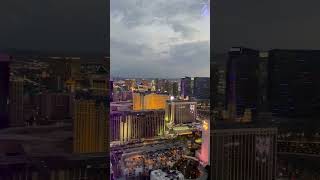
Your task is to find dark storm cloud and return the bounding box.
[111,0,210,78]
[214,0,320,53]
[0,0,107,53]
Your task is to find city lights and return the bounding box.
[202,121,208,131]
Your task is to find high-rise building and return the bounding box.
[110,110,165,142]
[172,81,179,97]
[73,96,108,153]
[226,47,260,121]
[165,100,197,126]
[211,128,277,180]
[268,49,320,117]
[211,53,227,110]
[180,77,193,98]
[193,77,210,100]
[9,79,24,127]
[133,92,169,110]
[164,80,171,93]
[0,53,10,129]
[225,48,320,119]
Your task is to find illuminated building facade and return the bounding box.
[73,96,108,153]
[133,92,169,110]
[211,128,277,180]
[165,100,197,126]
[9,79,24,127]
[110,110,165,142]
[0,53,10,129]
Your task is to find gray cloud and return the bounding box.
[111,0,210,78]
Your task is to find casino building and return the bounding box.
[211,127,277,180]
[110,110,165,142]
[165,100,197,127]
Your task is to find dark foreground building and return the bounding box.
[0,153,108,180]
[0,53,10,129]
[0,124,108,180]
[211,127,277,180]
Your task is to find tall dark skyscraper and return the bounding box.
[180,77,193,98]
[0,53,10,129]
[226,47,260,120]
[172,81,179,97]
[268,49,320,117]
[225,47,320,121]
[193,77,210,100]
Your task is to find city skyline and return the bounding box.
[111,0,210,78]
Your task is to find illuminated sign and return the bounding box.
[190,104,195,111]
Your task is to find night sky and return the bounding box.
[111,0,210,78]
[0,0,108,54]
[213,0,320,53]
